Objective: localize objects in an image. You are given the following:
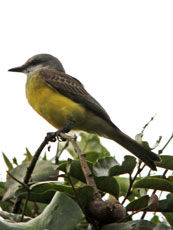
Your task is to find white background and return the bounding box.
[0,1,172,180]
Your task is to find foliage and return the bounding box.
[0,130,172,230]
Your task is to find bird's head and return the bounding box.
[8,54,65,74]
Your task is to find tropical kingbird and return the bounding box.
[8,54,160,170]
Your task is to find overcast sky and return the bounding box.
[0,0,172,178]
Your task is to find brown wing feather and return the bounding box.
[40,69,113,124]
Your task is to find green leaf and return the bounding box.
[101,222,130,230]
[75,186,94,208]
[95,176,119,198]
[115,176,146,201]
[15,181,75,203]
[150,215,162,225]
[58,160,119,198]
[31,181,74,196]
[158,193,173,212]
[66,133,110,159]
[0,210,31,222]
[3,160,57,201]
[15,187,55,204]
[156,155,173,170]
[93,156,136,177]
[101,220,170,230]
[162,213,173,227]
[93,157,118,177]
[134,177,173,192]
[2,153,13,171]
[126,195,149,211]
[0,192,83,230]
[85,151,103,163]
[109,155,136,176]
[127,193,173,213]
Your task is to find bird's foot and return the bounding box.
[46,121,75,142]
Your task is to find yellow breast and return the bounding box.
[25,71,86,129]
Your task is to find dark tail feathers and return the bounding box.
[111,129,161,170]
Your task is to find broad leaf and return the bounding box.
[93,157,118,177]
[93,156,136,177]
[15,181,74,203]
[58,160,119,197]
[162,213,173,227]
[101,220,170,230]
[85,151,104,163]
[156,155,173,170]
[3,160,57,200]
[109,155,136,176]
[0,192,83,230]
[66,133,110,158]
[158,193,173,212]
[134,177,173,192]
[126,195,149,211]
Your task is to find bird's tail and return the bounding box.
[109,128,161,170]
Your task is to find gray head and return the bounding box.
[8,54,65,74]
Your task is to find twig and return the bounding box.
[7,171,27,188]
[120,207,147,222]
[121,164,145,205]
[158,133,173,155]
[141,133,173,220]
[55,140,69,164]
[13,135,51,213]
[141,114,156,135]
[13,123,72,214]
[21,190,30,221]
[60,133,102,200]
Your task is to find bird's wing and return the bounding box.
[40,69,112,123]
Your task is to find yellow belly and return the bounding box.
[25,71,86,129]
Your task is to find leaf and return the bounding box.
[134,177,173,193]
[109,155,136,176]
[30,181,73,196]
[101,220,171,230]
[100,222,129,230]
[150,215,162,225]
[85,151,103,163]
[58,160,119,198]
[115,177,141,200]
[15,181,74,203]
[93,157,118,177]
[93,156,136,177]
[0,210,31,222]
[75,186,94,208]
[66,133,110,158]
[0,192,83,230]
[126,194,159,212]
[2,153,13,171]
[126,195,150,211]
[127,193,173,213]
[95,176,119,198]
[156,155,173,170]
[3,160,57,201]
[162,213,173,227]
[158,193,173,212]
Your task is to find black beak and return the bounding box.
[8,64,27,73]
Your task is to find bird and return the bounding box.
[8,54,160,170]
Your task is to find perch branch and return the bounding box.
[60,133,102,200]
